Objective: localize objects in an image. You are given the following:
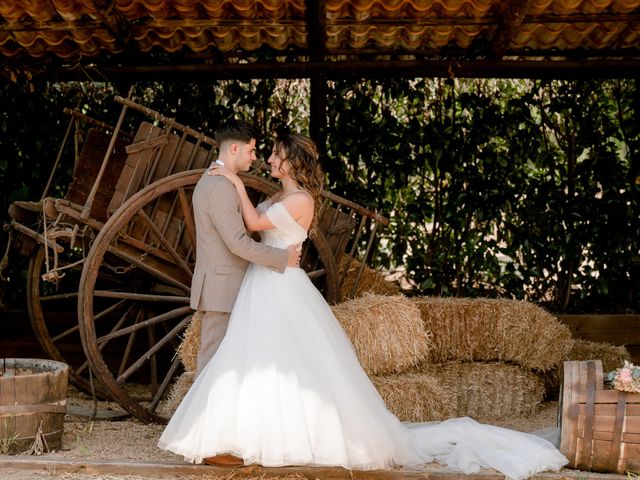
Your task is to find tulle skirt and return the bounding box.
[159,264,567,479]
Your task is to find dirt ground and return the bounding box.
[0,385,572,480]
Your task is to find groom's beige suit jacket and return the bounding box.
[190,170,288,313]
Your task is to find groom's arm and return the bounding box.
[208,179,289,273]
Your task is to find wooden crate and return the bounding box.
[560,359,640,474]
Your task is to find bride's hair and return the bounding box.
[274,133,324,209]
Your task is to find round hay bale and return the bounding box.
[340,258,400,300]
[371,373,456,422]
[176,312,201,372]
[416,362,545,421]
[542,339,632,398]
[157,371,195,417]
[414,297,572,371]
[331,293,431,375]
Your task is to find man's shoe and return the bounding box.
[203,454,244,467]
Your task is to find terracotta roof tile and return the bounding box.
[528,0,638,15]
[0,0,638,68]
[116,0,306,20]
[326,24,490,50]
[326,0,497,19]
[133,24,305,52]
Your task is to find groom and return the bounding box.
[191,120,300,377]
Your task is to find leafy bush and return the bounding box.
[0,77,638,313]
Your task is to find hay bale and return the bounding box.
[331,293,431,375]
[567,339,631,372]
[542,339,632,398]
[371,373,455,422]
[414,297,572,371]
[416,362,545,421]
[176,312,201,372]
[339,258,400,299]
[157,371,195,417]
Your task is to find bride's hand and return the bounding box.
[208,165,242,188]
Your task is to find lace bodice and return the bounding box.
[257,201,308,249]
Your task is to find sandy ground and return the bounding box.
[0,385,569,480]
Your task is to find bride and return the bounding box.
[158,133,568,479]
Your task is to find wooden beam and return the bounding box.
[30,58,640,82]
[489,0,534,59]
[0,456,631,480]
[306,0,326,59]
[307,0,328,156]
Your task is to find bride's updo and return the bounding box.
[274,133,324,206]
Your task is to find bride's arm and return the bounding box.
[209,167,274,231]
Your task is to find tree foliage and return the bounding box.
[0,77,638,313]
[325,78,639,313]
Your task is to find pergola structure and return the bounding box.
[2,0,639,143]
[1,1,639,378]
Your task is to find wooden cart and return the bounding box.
[2,95,388,423]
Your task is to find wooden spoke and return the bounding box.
[94,291,190,303]
[147,325,158,395]
[136,209,193,279]
[74,359,92,376]
[41,291,79,302]
[95,299,128,321]
[77,303,136,375]
[51,299,128,342]
[96,306,192,344]
[51,323,81,343]
[98,304,137,348]
[116,315,190,383]
[178,187,196,251]
[118,312,140,379]
[105,245,190,293]
[149,355,181,410]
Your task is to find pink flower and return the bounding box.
[618,368,633,385]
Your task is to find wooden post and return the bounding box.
[307,0,327,155]
[310,77,327,155]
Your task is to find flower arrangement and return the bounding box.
[607,360,640,393]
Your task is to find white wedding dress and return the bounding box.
[158,201,568,479]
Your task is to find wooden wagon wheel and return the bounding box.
[77,169,336,423]
[27,244,112,398]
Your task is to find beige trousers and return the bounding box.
[195,310,231,376]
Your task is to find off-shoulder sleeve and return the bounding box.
[265,202,308,241]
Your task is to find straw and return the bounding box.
[332,293,431,375]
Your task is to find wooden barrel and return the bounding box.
[0,358,68,454]
[560,359,640,473]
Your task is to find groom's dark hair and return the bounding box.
[214,120,260,146]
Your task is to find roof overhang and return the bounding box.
[2,0,640,81]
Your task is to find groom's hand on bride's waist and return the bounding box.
[287,244,302,268]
